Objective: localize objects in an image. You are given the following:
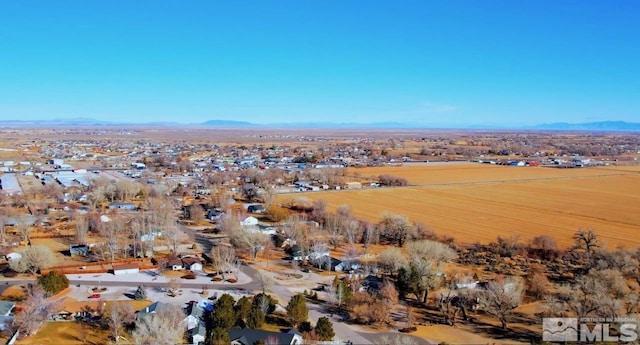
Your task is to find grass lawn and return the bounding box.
[0,285,26,301]
[16,321,110,345]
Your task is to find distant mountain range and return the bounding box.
[530,121,640,131]
[0,118,639,131]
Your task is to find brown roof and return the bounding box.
[181,257,202,265]
[166,258,183,267]
[112,263,139,271]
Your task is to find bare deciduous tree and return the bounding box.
[256,271,274,295]
[132,304,185,345]
[374,334,418,345]
[75,213,88,244]
[210,245,236,280]
[167,278,181,297]
[573,229,599,256]
[9,245,56,274]
[260,185,278,208]
[105,302,135,344]
[230,228,268,260]
[478,276,523,329]
[17,212,31,243]
[0,209,7,246]
[14,285,60,337]
[378,212,414,247]
[378,247,406,275]
[406,240,457,263]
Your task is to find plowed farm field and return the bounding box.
[284,164,640,248]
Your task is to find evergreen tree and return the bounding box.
[246,306,265,329]
[209,326,230,345]
[37,270,69,295]
[285,294,308,326]
[235,296,252,327]
[134,285,147,300]
[211,294,236,330]
[315,316,335,341]
[298,321,313,333]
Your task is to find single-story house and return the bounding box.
[455,281,481,290]
[108,202,137,211]
[140,231,162,242]
[69,244,89,257]
[167,258,184,271]
[50,298,100,321]
[136,301,175,320]
[3,215,37,227]
[207,209,223,221]
[0,301,15,317]
[185,300,213,330]
[5,252,21,261]
[112,263,139,275]
[182,257,203,271]
[190,324,206,345]
[246,204,265,213]
[240,216,258,227]
[229,328,303,345]
[359,275,384,293]
[0,302,13,331]
[334,259,361,272]
[289,246,309,261]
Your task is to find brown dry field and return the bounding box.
[283,164,640,248]
[16,321,109,345]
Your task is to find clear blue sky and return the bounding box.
[1,1,638,126]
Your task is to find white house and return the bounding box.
[190,325,206,345]
[229,329,303,345]
[5,253,21,261]
[182,257,203,271]
[185,300,211,330]
[140,231,163,242]
[113,263,139,275]
[240,216,258,227]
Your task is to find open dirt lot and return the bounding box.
[16,321,110,345]
[284,164,640,248]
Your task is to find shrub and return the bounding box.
[181,273,196,279]
[399,327,417,333]
[3,269,18,278]
[37,270,69,295]
[378,174,408,186]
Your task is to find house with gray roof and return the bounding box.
[0,301,15,331]
[135,301,175,320]
[229,328,303,345]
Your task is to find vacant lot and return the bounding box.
[16,321,109,345]
[285,164,640,248]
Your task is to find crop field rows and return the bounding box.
[289,164,640,248]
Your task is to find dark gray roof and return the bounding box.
[136,301,175,318]
[229,328,299,345]
[0,301,15,316]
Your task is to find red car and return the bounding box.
[88,293,101,299]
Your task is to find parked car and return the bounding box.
[88,293,101,299]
